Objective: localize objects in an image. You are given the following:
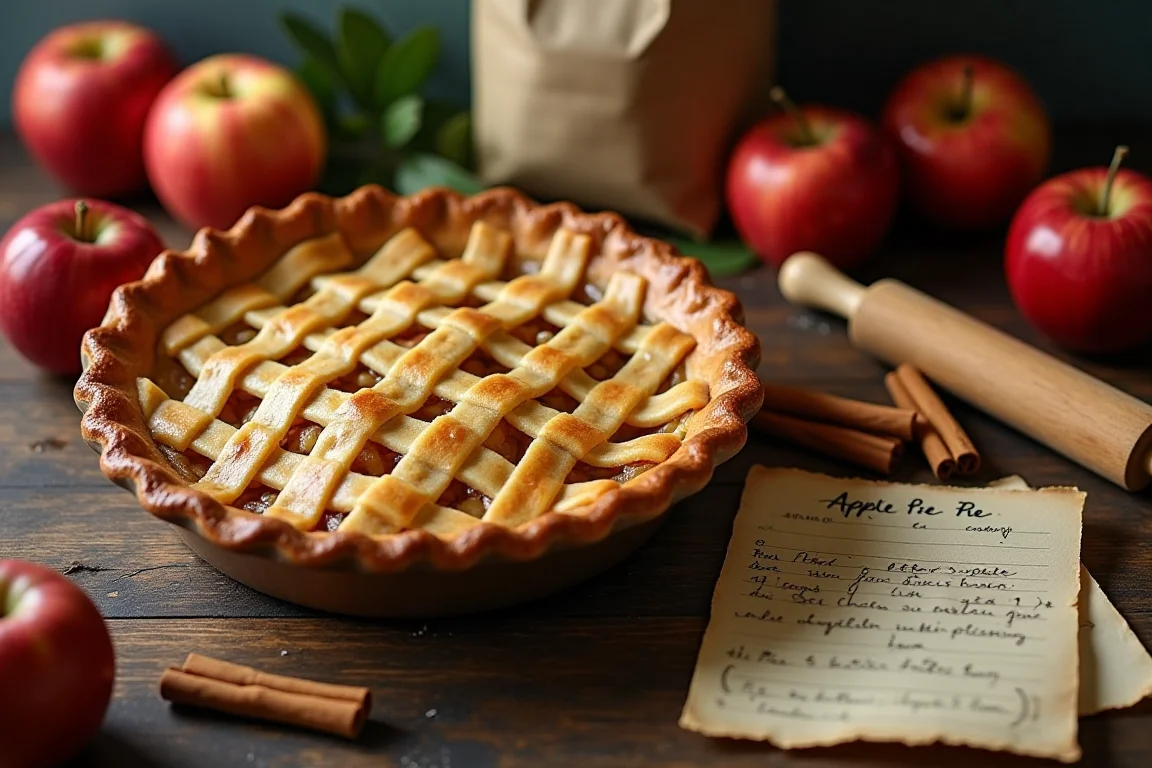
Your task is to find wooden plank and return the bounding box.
[0,486,312,619]
[64,617,1152,768]
[0,484,745,619]
[0,379,107,486]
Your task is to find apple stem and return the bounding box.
[953,64,975,120]
[74,200,89,242]
[770,86,816,145]
[1099,145,1130,217]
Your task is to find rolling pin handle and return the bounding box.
[776,252,867,320]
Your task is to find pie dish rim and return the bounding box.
[74,185,763,573]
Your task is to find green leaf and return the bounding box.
[394,153,485,196]
[435,112,472,168]
[336,7,390,108]
[280,12,340,75]
[375,26,441,107]
[668,237,760,277]
[382,95,424,149]
[295,58,338,127]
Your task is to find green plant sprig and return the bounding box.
[280,6,482,196]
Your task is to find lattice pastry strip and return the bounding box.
[159,232,354,357]
[140,255,635,531]
[145,373,626,525]
[267,306,503,527]
[163,228,434,363]
[188,225,509,505]
[179,324,696,470]
[484,322,695,526]
[140,378,496,534]
[341,260,644,534]
[336,229,596,532]
[182,231,434,501]
[166,330,683,485]
[169,240,706,439]
[173,348,689,480]
[257,227,518,526]
[178,239,357,417]
[140,219,708,537]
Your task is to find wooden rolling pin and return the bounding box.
[777,252,1152,491]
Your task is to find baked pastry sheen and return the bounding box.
[76,187,761,571]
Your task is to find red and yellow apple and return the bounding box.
[882,55,1051,230]
[1006,146,1152,354]
[727,88,899,270]
[13,20,178,197]
[144,54,326,231]
[0,198,164,375]
[0,559,115,768]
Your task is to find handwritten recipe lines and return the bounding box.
[744,542,1049,568]
[681,467,1084,762]
[820,518,1052,536]
[766,529,1050,550]
[727,632,1044,660]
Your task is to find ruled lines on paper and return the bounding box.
[680,467,1085,763]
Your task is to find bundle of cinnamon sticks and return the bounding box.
[753,364,979,480]
[159,653,372,739]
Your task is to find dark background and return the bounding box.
[3,0,1151,126]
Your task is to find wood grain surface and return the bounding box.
[1,127,1150,767]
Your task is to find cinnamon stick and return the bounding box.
[761,383,918,441]
[894,364,981,475]
[885,372,956,480]
[752,411,903,475]
[182,654,370,707]
[159,655,371,739]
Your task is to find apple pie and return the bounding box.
[75,187,761,571]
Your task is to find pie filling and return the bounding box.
[139,220,710,538]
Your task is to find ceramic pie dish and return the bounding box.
[75,186,762,616]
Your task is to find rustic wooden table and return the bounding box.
[2,128,1151,768]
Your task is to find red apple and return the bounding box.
[882,55,1051,230]
[0,198,164,375]
[13,20,178,197]
[144,53,326,231]
[726,88,899,270]
[0,560,115,768]
[1006,146,1152,354]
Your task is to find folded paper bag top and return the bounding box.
[472,0,777,237]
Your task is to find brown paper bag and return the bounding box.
[472,0,777,237]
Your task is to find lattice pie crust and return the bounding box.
[76,188,761,570]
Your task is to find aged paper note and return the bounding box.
[681,466,1084,762]
[988,476,1152,715]
[1078,568,1152,714]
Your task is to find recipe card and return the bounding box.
[987,475,1152,715]
[1077,567,1152,714]
[680,467,1085,762]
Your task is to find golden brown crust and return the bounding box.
[74,186,762,572]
